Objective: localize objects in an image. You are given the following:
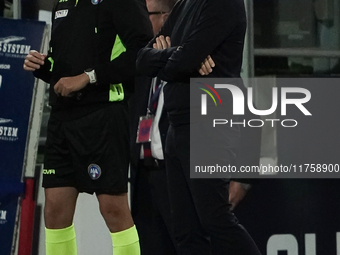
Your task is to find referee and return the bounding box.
[23,0,153,254]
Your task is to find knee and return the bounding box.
[44,187,78,229]
[97,194,133,232]
[99,202,125,220]
[44,201,73,229]
[44,197,61,219]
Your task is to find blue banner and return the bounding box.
[0,18,45,255]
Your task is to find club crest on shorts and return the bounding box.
[88,164,102,180]
[91,0,103,5]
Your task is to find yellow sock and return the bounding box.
[45,224,77,255]
[111,225,140,255]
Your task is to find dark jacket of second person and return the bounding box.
[136,0,247,116]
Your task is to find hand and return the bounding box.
[198,55,215,76]
[153,35,171,50]
[54,73,89,97]
[229,181,250,211]
[23,50,46,71]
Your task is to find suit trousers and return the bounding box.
[132,161,178,255]
[165,123,261,255]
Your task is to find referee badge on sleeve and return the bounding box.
[88,164,102,180]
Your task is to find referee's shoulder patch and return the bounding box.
[88,164,102,180]
[55,9,68,19]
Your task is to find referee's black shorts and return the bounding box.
[43,102,129,195]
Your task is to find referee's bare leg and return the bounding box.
[97,193,140,254]
[44,187,139,255]
[45,187,79,229]
[97,193,133,232]
[44,187,79,255]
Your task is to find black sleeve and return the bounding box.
[32,2,58,84]
[33,47,53,83]
[135,0,180,77]
[95,0,153,84]
[156,0,246,82]
[136,47,177,77]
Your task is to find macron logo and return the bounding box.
[43,169,55,175]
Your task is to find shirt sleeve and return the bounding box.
[135,0,180,77]
[33,57,52,83]
[33,41,53,83]
[136,47,177,77]
[95,0,154,85]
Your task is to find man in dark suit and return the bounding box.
[129,1,178,254]
[136,0,262,253]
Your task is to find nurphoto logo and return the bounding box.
[199,83,312,128]
[200,84,311,116]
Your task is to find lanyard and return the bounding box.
[147,78,164,115]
